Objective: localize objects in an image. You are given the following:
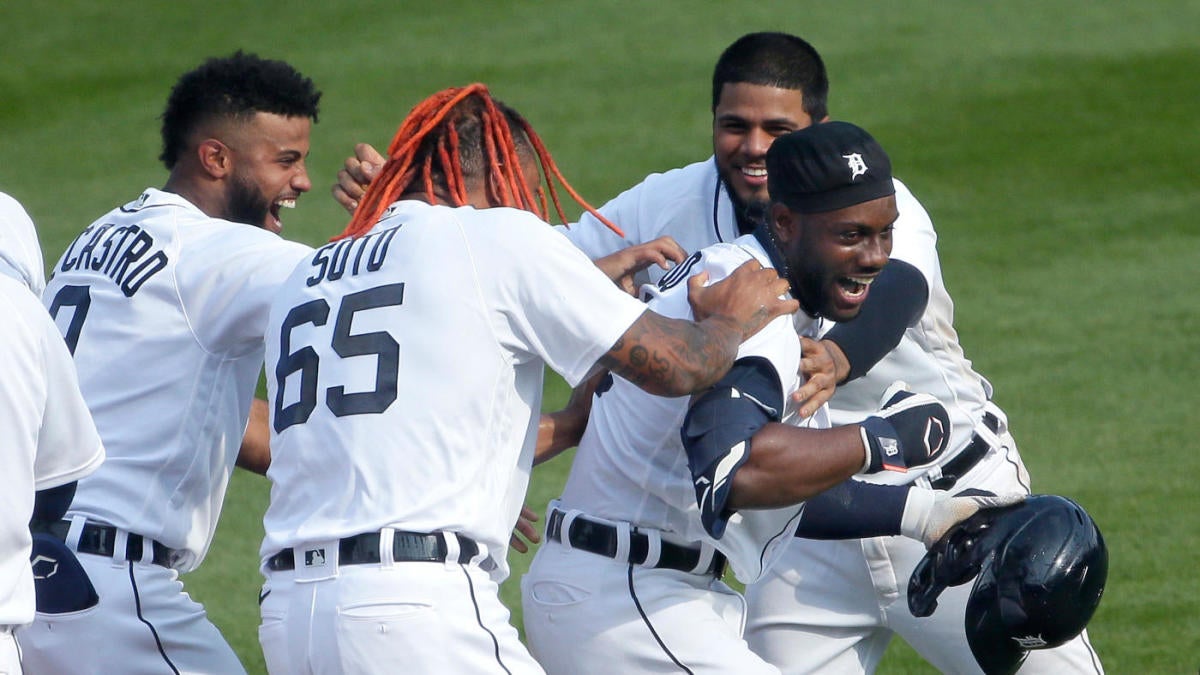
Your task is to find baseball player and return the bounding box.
[17,53,321,674]
[564,34,1099,674]
[520,121,1026,674]
[0,192,105,675]
[256,84,795,675]
[331,33,1101,673]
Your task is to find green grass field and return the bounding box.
[3,2,1198,672]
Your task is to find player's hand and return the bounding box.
[593,236,687,296]
[687,260,798,340]
[901,488,1026,548]
[858,381,950,473]
[509,505,541,554]
[792,337,845,419]
[332,143,387,213]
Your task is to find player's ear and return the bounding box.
[196,138,233,179]
[770,202,800,243]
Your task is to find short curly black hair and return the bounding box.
[159,50,321,169]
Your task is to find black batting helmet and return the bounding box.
[907,494,1108,675]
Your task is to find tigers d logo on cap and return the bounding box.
[843,153,869,179]
[767,121,894,214]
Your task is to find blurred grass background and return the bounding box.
[3,1,1198,672]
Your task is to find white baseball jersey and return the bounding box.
[0,199,104,626]
[41,188,312,571]
[558,233,829,584]
[558,157,743,287]
[260,200,647,580]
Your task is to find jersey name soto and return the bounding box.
[56,223,168,297]
[306,227,398,286]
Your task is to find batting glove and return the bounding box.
[901,488,1027,548]
[859,381,951,473]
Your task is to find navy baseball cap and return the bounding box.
[767,121,894,214]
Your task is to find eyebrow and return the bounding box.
[715,113,798,126]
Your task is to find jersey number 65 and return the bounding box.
[272,283,404,432]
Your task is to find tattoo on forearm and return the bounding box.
[600,313,741,396]
[628,345,648,369]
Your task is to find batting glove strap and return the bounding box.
[860,416,906,473]
[859,386,951,474]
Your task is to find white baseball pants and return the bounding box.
[522,538,780,674]
[260,556,542,674]
[17,539,245,675]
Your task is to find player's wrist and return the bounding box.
[858,427,872,473]
[822,339,852,384]
[899,486,936,544]
[858,416,904,473]
[699,313,746,352]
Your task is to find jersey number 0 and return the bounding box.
[273,283,405,433]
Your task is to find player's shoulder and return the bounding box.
[380,199,546,231]
[452,203,573,251]
[0,276,50,341]
[700,233,770,278]
[373,201,574,271]
[891,177,934,229]
[626,158,715,201]
[637,157,716,186]
[181,218,313,270]
[0,191,45,294]
[124,188,307,251]
[648,235,765,303]
[0,191,32,220]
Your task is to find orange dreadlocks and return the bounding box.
[338,83,623,240]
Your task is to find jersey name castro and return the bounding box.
[43,188,312,571]
[55,221,168,299]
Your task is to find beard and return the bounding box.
[717,171,770,233]
[225,171,271,228]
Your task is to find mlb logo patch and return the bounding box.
[304,548,327,567]
[881,437,899,457]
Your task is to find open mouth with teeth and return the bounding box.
[269,198,296,233]
[741,166,768,185]
[838,275,874,300]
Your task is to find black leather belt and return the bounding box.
[929,411,1000,491]
[547,509,726,578]
[44,520,174,568]
[266,531,479,571]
